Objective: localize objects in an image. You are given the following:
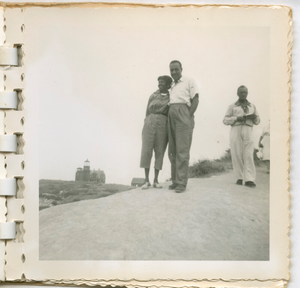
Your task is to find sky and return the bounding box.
[27,7,270,185]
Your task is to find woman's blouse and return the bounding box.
[146,90,170,117]
[223,100,260,127]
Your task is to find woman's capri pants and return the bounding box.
[140,113,168,170]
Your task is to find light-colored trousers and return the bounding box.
[261,135,270,160]
[140,114,168,170]
[168,104,194,186]
[230,125,256,182]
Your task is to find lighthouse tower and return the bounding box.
[83,159,90,181]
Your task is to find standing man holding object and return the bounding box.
[223,85,260,188]
[168,60,199,193]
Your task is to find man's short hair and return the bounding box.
[169,60,182,69]
[237,85,248,93]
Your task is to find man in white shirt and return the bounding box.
[223,85,260,188]
[168,60,199,193]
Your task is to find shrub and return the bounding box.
[46,194,61,201]
[216,149,232,163]
[189,159,226,178]
[80,184,89,188]
[51,201,57,206]
[86,190,97,195]
[106,188,119,193]
[63,191,77,197]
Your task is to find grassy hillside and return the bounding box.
[188,149,232,178]
[188,148,261,178]
[39,180,134,210]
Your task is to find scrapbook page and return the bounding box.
[0,3,291,287]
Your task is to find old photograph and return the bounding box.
[35,6,271,261]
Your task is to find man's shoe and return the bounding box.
[169,183,178,190]
[142,182,151,190]
[236,179,243,185]
[175,184,186,193]
[245,181,256,188]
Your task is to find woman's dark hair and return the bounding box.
[157,75,173,88]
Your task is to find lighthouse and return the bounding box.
[83,159,90,181]
[75,160,105,183]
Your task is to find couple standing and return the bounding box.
[140,60,199,193]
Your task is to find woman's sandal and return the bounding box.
[153,182,163,189]
[142,182,151,190]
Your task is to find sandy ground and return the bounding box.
[39,167,269,260]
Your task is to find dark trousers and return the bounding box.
[168,104,194,186]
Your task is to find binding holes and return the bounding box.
[21,24,25,32]
[21,205,25,214]
[3,25,6,32]
[15,89,24,111]
[16,177,25,198]
[21,273,26,281]
[21,254,26,263]
[21,161,25,170]
[3,74,6,81]
[16,222,25,242]
[21,117,25,125]
[16,134,25,155]
[21,73,25,81]
[4,163,7,169]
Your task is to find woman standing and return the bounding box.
[258,121,270,173]
[140,75,173,189]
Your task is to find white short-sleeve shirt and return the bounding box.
[169,76,199,107]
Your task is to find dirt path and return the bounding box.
[40,168,269,260]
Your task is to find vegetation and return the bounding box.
[39,180,134,211]
[189,148,261,178]
[189,159,227,178]
[40,149,262,210]
[216,148,232,163]
[188,149,233,178]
